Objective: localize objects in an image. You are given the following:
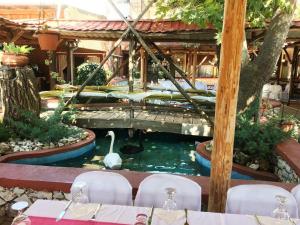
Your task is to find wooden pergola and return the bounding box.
[63,0,246,212]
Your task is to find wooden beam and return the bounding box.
[108,0,212,124]
[105,58,129,85]
[10,30,25,43]
[149,41,196,89]
[64,0,155,107]
[208,0,247,212]
[283,47,292,64]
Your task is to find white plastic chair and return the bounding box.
[291,184,300,217]
[134,174,202,211]
[226,184,298,218]
[71,171,132,205]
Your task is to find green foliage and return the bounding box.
[51,71,66,84]
[234,100,293,161]
[0,123,11,142]
[75,62,107,86]
[3,42,34,55]
[7,101,79,143]
[155,0,294,31]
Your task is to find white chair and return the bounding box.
[226,184,298,218]
[291,185,300,217]
[134,174,202,211]
[269,84,282,100]
[71,171,132,205]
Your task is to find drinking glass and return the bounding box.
[162,187,177,211]
[69,181,90,218]
[72,181,89,204]
[11,201,31,225]
[272,195,290,220]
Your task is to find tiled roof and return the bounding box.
[18,19,205,33]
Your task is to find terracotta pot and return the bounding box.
[37,32,60,51]
[1,53,29,67]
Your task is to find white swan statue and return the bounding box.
[103,131,122,170]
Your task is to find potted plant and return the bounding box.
[1,42,34,67]
[37,26,60,51]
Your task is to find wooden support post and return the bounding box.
[183,53,187,73]
[108,0,212,124]
[64,0,155,107]
[276,52,283,84]
[283,47,292,64]
[66,46,72,83]
[208,0,247,213]
[188,53,193,79]
[48,51,57,90]
[106,45,141,86]
[192,52,197,85]
[140,48,148,91]
[105,58,128,85]
[128,39,136,93]
[288,47,299,105]
[149,41,196,89]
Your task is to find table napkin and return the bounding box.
[257,216,299,225]
[153,209,185,225]
[29,216,130,225]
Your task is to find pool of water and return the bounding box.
[49,129,211,176]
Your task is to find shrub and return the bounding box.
[0,123,11,142]
[234,100,293,162]
[7,101,80,143]
[3,42,34,55]
[75,62,107,86]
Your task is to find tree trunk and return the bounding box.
[237,3,296,112]
[0,66,41,122]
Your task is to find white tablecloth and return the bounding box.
[25,199,300,225]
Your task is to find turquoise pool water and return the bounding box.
[49,129,211,176]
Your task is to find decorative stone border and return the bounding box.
[276,139,300,183]
[196,141,279,181]
[0,186,70,224]
[0,129,96,163]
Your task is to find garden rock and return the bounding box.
[248,163,259,170]
[12,188,25,197]
[0,191,16,202]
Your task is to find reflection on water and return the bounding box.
[50,129,211,176]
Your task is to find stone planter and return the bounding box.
[1,53,29,67]
[0,129,95,165]
[196,141,278,181]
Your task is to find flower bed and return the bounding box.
[0,129,95,164]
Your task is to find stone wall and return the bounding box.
[0,186,69,224]
[275,156,300,183]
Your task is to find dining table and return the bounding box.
[24,199,299,225]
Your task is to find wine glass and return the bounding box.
[162,187,177,211]
[72,181,89,204]
[272,195,290,220]
[69,181,90,218]
[11,201,31,225]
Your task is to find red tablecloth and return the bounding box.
[29,216,131,225]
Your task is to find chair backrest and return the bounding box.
[71,171,132,205]
[134,174,202,211]
[291,184,300,217]
[226,184,298,218]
